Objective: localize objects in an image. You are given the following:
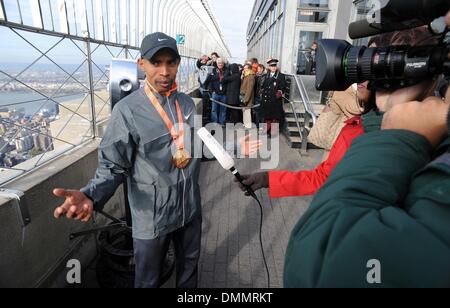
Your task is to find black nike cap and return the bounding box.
[140,32,180,61]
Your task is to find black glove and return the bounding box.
[234,172,269,196]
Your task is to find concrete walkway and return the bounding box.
[198,134,323,288]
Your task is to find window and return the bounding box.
[298,31,322,50]
[298,0,328,8]
[297,0,329,24]
[352,0,374,46]
[298,10,328,23]
[297,31,322,75]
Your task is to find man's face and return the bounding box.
[138,49,180,94]
[217,59,224,69]
[357,81,371,104]
[269,65,278,73]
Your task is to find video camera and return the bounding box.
[316,0,450,91]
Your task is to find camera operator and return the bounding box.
[284,21,450,287]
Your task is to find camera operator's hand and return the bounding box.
[382,97,449,147]
[234,172,269,196]
[53,189,94,222]
[377,80,436,112]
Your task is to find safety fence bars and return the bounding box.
[0,0,229,186]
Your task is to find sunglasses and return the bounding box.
[269,64,277,67]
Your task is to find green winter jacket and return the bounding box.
[284,125,450,287]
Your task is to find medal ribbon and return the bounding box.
[144,81,185,150]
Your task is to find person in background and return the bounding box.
[310,84,362,161]
[254,64,267,129]
[210,52,219,68]
[260,58,286,137]
[196,55,210,69]
[306,41,318,75]
[250,58,259,74]
[307,34,392,161]
[209,58,228,126]
[224,63,243,124]
[240,64,256,129]
[197,55,213,125]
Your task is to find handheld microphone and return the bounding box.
[197,127,257,199]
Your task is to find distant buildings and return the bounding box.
[32,127,54,152]
[0,111,55,169]
[247,0,370,75]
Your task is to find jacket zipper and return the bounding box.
[167,96,186,228]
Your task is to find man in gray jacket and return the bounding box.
[52,32,259,288]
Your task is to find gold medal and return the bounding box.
[144,81,192,169]
[172,148,192,169]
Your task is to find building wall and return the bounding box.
[247,0,354,75]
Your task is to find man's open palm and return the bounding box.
[53,189,94,223]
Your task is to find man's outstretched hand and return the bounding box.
[53,189,94,223]
[239,134,263,157]
[234,172,269,196]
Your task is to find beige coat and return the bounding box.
[240,70,256,107]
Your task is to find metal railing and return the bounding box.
[0,0,229,186]
[284,73,319,154]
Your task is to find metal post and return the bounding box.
[85,39,97,138]
[301,112,310,155]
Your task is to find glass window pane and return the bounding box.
[65,0,78,36]
[298,10,328,23]
[298,31,322,50]
[3,0,22,23]
[298,0,328,8]
[297,31,322,75]
[40,0,54,31]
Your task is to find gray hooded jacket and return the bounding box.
[81,87,202,240]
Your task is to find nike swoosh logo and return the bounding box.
[158,38,168,42]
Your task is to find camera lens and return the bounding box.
[316,39,450,91]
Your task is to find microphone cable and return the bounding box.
[252,193,271,289]
[232,169,270,288]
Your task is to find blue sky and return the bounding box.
[210,0,255,64]
[0,0,255,65]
